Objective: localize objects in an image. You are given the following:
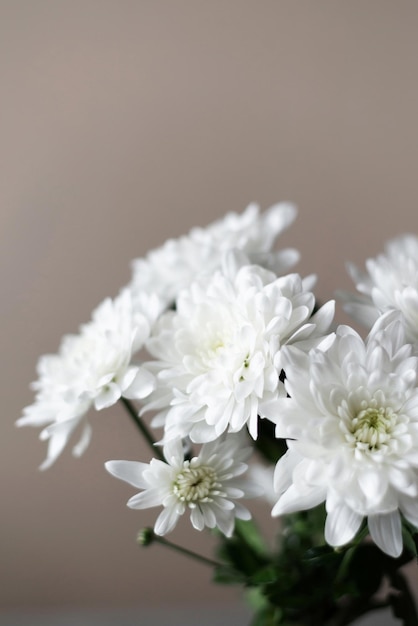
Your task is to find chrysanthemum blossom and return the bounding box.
[340,234,418,341]
[129,202,299,307]
[271,314,418,557]
[142,252,335,443]
[17,289,155,469]
[105,433,260,537]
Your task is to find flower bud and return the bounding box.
[137,527,155,547]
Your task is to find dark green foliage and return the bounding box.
[254,417,288,464]
[213,510,418,626]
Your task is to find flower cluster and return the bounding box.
[17,289,157,468]
[20,205,418,624]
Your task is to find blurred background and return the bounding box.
[2,1,418,624]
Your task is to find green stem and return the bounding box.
[119,397,164,461]
[335,525,369,586]
[138,527,223,569]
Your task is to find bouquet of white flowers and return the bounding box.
[19,203,418,625]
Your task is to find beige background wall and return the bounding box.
[2,0,418,613]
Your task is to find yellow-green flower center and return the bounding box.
[173,464,219,503]
[351,406,395,450]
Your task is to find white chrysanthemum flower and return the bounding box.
[340,234,418,341]
[142,252,335,443]
[130,202,299,307]
[130,289,166,335]
[105,432,260,537]
[17,290,155,469]
[270,314,418,557]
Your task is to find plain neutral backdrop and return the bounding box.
[2,1,418,622]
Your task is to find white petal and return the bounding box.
[190,507,205,531]
[213,508,235,536]
[388,466,418,497]
[272,484,325,517]
[400,495,418,527]
[94,382,121,410]
[273,450,301,495]
[104,460,150,489]
[72,422,92,458]
[357,470,388,506]
[228,479,263,499]
[17,407,54,428]
[154,506,180,535]
[189,421,217,443]
[234,502,252,521]
[368,511,402,557]
[127,488,164,509]
[212,497,235,511]
[201,505,217,528]
[96,372,115,388]
[264,201,297,233]
[123,368,156,399]
[223,487,244,499]
[39,418,80,470]
[325,503,363,547]
[162,437,184,467]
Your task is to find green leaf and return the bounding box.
[402,525,418,559]
[245,586,270,611]
[347,543,386,598]
[250,606,283,626]
[215,518,271,582]
[303,544,342,565]
[212,565,244,585]
[234,518,268,557]
[249,565,278,585]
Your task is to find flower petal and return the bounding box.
[105,460,150,489]
[154,506,180,535]
[325,503,363,547]
[368,511,402,557]
[272,484,325,517]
